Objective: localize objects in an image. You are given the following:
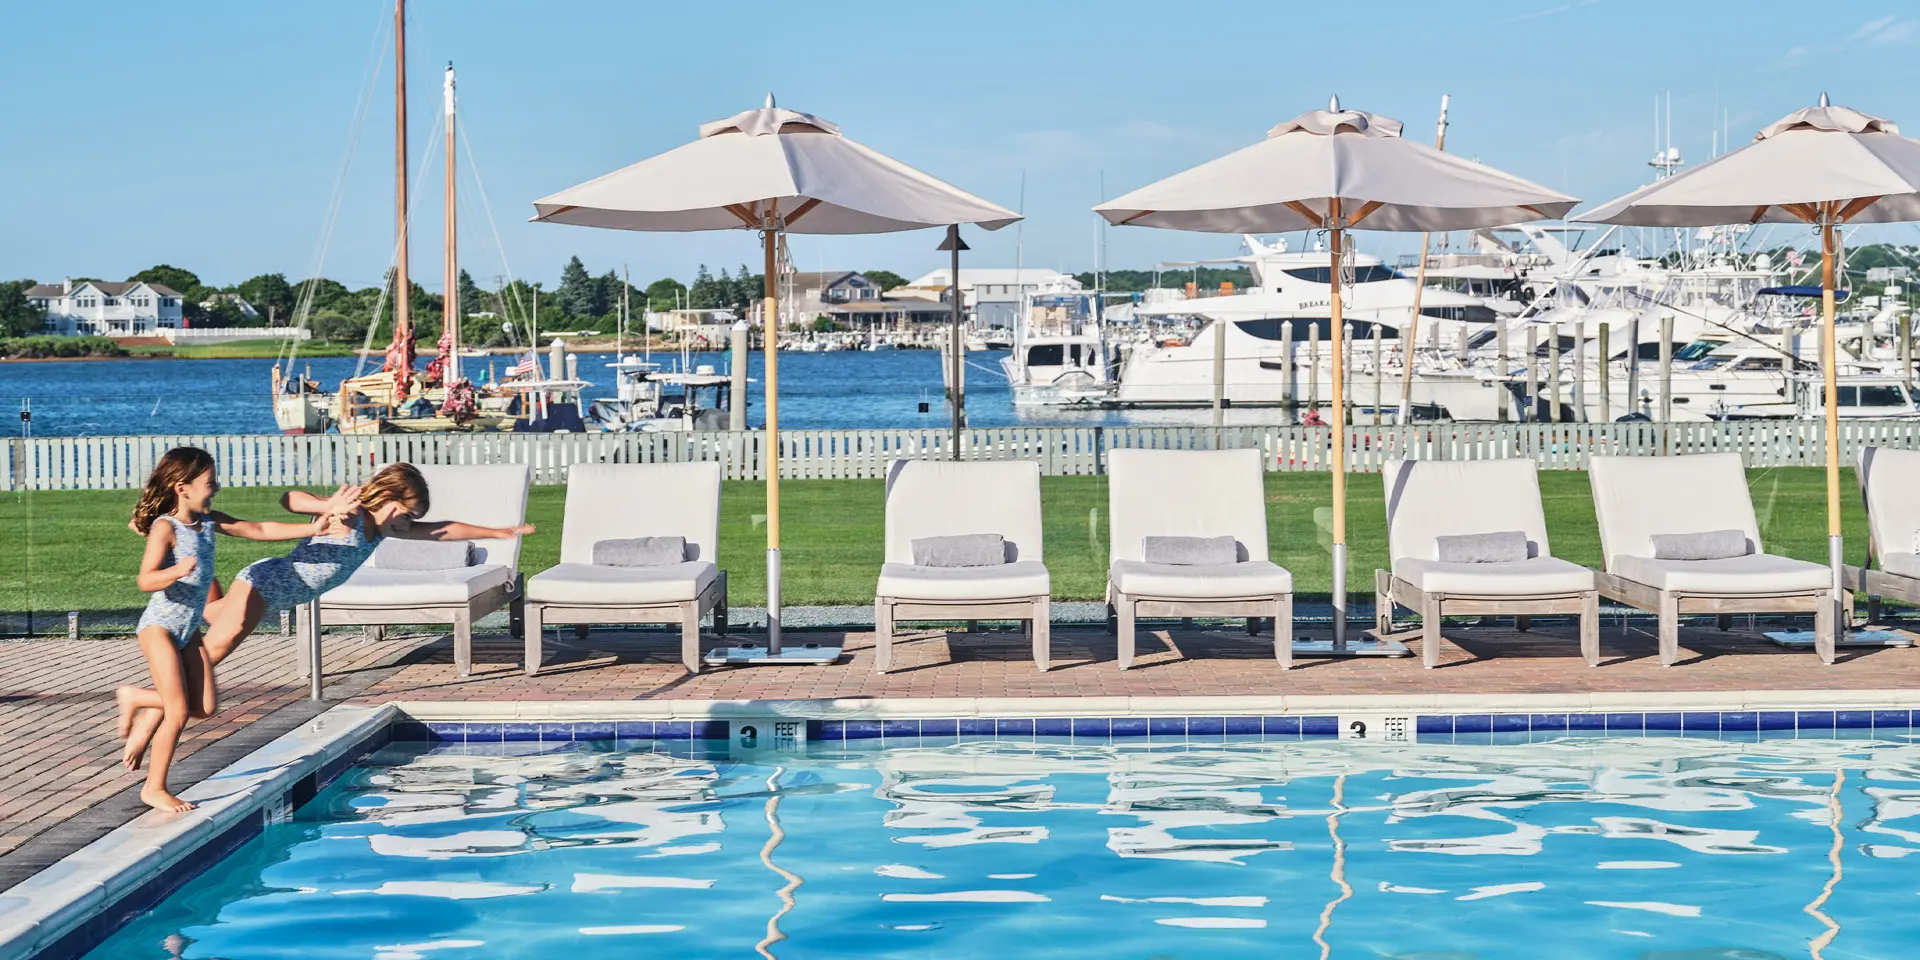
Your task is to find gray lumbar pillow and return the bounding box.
[378,538,474,570]
[594,536,688,567]
[1143,535,1239,566]
[1435,530,1529,564]
[1651,529,1749,561]
[912,533,1006,567]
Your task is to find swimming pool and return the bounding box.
[81,728,1920,959]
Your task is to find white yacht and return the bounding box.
[1111,236,1496,409]
[1001,278,1114,405]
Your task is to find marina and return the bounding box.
[10,1,1920,958]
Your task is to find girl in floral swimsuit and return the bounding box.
[120,448,342,812]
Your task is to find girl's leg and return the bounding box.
[184,640,218,719]
[200,580,268,667]
[135,626,195,813]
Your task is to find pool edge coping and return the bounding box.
[0,703,397,960]
[389,687,1920,721]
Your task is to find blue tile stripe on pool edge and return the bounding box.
[391,710,1919,743]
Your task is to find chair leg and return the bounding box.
[1867,594,1882,625]
[1815,596,1837,665]
[524,603,544,677]
[453,609,473,678]
[1033,596,1052,671]
[1580,591,1600,667]
[509,588,525,637]
[1657,593,1680,667]
[714,571,730,637]
[293,603,314,678]
[1513,615,1531,632]
[874,599,894,674]
[574,624,590,640]
[1715,614,1733,631]
[371,625,387,643]
[1275,594,1294,670]
[677,601,700,673]
[1421,593,1443,669]
[1105,603,1118,635]
[1116,594,1136,670]
[1374,569,1393,634]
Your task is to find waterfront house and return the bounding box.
[26,279,185,336]
[896,267,1077,328]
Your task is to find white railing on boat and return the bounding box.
[6,422,1920,491]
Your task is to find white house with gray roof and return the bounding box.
[25,279,186,336]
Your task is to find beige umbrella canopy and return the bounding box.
[1576,95,1920,657]
[1098,98,1576,646]
[533,97,1020,654]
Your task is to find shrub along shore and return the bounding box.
[0,468,1869,618]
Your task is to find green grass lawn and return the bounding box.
[0,468,1869,616]
[122,339,361,359]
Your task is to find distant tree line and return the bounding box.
[1074,266,1254,294]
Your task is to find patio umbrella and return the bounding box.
[1096,98,1575,646]
[1576,94,1920,649]
[533,96,1019,658]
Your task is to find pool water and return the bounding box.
[90,734,1920,959]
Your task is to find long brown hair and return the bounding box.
[133,447,216,534]
[361,463,430,516]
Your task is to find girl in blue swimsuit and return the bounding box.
[120,448,341,813]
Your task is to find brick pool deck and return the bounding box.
[4,616,1918,888]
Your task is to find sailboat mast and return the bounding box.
[444,61,459,384]
[393,0,411,352]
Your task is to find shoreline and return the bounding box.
[0,339,653,363]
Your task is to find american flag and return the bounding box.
[506,350,541,377]
[1785,248,1805,268]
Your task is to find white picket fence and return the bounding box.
[6,422,1920,491]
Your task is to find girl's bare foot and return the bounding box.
[123,708,163,771]
[116,686,140,738]
[140,785,195,813]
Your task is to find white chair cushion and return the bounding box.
[1589,454,1761,564]
[1880,552,1920,579]
[1610,553,1829,594]
[877,560,1050,602]
[1860,447,1920,568]
[1109,559,1292,599]
[527,561,717,606]
[1383,459,1551,565]
[1108,448,1268,564]
[1392,556,1594,596]
[323,564,513,606]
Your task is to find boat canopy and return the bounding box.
[1758,285,1850,302]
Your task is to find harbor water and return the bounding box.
[0,351,1283,437]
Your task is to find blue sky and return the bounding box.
[5,1,1920,292]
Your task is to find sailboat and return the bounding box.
[271,1,580,434]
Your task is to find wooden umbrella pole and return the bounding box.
[1820,212,1843,653]
[764,216,784,651]
[1329,199,1349,645]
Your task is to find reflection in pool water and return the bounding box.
[89,735,1920,958]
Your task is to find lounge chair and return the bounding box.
[307,463,530,678]
[1589,452,1834,665]
[523,462,728,675]
[1844,445,1920,619]
[874,459,1050,673]
[1373,458,1599,668]
[1105,448,1293,669]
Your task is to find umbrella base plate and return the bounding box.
[1291,637,1412,658]
[1763,629,1912,649]
[703,643,843,666]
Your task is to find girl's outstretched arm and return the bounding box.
[281,484,361,517]
[135,522,195,592]
[210,511,328,542]
[389,519,536,542]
